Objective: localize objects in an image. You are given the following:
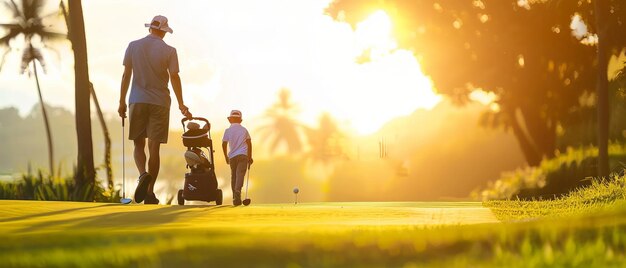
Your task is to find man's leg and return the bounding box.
[143,104,168,204]
[133,138,147,175]
[132,139,152,203]
[129,103,148,176]
[147,139,161,193]
[129,104,152,203]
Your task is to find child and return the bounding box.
[222,110,253,206]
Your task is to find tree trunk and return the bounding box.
[69,0,95,188]
[519,105,556,159]
[62,1,112,191]
[507,107,542,166]
[90,82,113,191]
[594,0,610,178]
[31,60,55,176]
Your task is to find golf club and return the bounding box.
[120,117,132,204]
[242,165,251,206]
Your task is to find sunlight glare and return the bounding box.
[470,89,500,112]
[355,10,397,59]
[469,89,497,105]
[340,10,441,135]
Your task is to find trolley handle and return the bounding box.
[181,117,211,131]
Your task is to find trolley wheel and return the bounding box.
[215,189,223,205]
[177,189,185,205]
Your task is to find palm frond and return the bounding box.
[0,29,21,46]
[21,0,44,21]
[39,30,66,40]
[40,9,60,19]
[0,48,11,71]
[0,23,21,29]
[0,0,65,73]
[20,45,44,74]
[3,0,22,19]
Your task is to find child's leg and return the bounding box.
[234,156,248,196]
[230,158,238,201]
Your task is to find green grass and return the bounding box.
[485,177,626,221]
[1,200,626,267]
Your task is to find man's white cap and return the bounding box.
[145,15,173,34]
[228,110,242,118]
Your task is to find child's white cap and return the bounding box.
[228,110,242,118]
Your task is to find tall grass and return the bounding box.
[485,176,626,221]
[0,171,122,202]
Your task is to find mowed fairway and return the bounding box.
[0,200,499,267]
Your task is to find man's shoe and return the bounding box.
[145,192,160,205]
[233,199,242,206]
[134,172,152,203]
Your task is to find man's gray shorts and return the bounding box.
[129,103,169,143]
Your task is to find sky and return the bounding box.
[0,0,441,134]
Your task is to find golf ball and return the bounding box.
[293,187,299,194]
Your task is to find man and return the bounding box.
[118,15,192,204]
[222,110,253,206]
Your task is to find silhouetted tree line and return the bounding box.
[0,105,116,178]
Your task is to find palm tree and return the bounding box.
[304,113,344,163]
[0,0,65,176]
[67,0,94,188]
[257,88,304,155]
[59,1,112,192]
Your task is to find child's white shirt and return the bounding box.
[222,123,251,159]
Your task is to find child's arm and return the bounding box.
[222,141,229,164]
[246,139,253,166]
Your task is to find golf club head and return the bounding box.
[120,198,132,204]
[242,198,251,206]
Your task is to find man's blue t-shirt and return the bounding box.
[123,34,179,107]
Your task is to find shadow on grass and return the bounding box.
[0,203,117,223]
[14,205,230,234]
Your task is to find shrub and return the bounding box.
[0,171,122,202]
[475,143,626,201]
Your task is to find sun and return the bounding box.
[354,10,397,57]
[334,10,441,135]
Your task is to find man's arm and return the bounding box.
[171,73,192,119]
[246,139,253,166]
[118,66,132,118]
[222,141,230,164]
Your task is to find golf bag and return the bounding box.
[178,117,223,205]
